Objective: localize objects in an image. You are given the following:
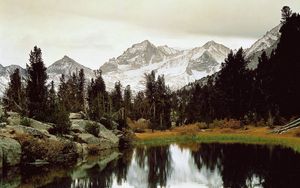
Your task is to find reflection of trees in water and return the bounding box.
[68,149,134,188]
[147,146,171,188]
[192,143,300,188]
[135,146,147,169]
[135,145,172,188]
[114,148,134,185]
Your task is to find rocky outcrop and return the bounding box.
[7,125,49,138]
[71,119,119,147]
[0,137,21,168]
[0,112,123,168]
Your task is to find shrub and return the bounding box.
[14,133,77,164]
[294,128,300,137]
[87,144,101,155]
[128,118,149,133]
[209,119,225,128]
[0,114,8,123]
[85,122,100,137]
[99,115,117,130]
[50,105,71,135]
[172,124,201,133]
[20,117,31,127]
[209,119,241,129]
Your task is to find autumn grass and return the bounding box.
[134,125,300,153]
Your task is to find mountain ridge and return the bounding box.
[0,24,281,95]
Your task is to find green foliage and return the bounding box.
[50,103,71,135]
[85,122,100,137]
[87,70,107,121]
[145,71,172,130]
[3,68,26,114]
[57,69,85,113]
[26,46,48,121]
[20,117,31,127]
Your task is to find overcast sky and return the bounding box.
[0,0,299,69]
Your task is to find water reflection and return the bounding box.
[2,143,300,188]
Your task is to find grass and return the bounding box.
[133,125,300,153]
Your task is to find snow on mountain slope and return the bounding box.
[0,64,26,95]
[0,40,231,95]
[246,24,281,69]
[100,40,230,91]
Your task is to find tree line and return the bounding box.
[174,6,300,126]
[3,6,299,131]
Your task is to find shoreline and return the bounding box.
[133,126,300,152]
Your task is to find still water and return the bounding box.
[1,143,300,188]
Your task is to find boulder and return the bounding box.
[76,133,100,144]
[0,137,21,167]
[75,142,88,158]
[98,125,119,145]
[70,123,86,134]
[69,113,84,120]
[71,119,119,146]
[29,119,53,132]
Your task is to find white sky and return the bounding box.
[0,0,299,69]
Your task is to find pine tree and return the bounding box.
[57,74,68,110]
[111,81,123,112]
[215,48,251,120]
[26,46,48,121]
[269,8,300,118]
[3,68,26,113]
[145,72,172,130]
[76,69,85,112]
[87,70,107,121]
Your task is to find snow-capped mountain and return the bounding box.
[246,24,281,69]
[0,64,26,95]
[0,56,95,96]
[0,23,280,96]
[100,40,230,91]
[47,55,95,85]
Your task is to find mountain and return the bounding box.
[47,55,95,86]
[1,26,281,96]
[246,24,281,69]
[0,64,26,95]
[0,56,95,96]
[100,40,231,91]
[180,24,282,91]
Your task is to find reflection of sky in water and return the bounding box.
[112,144,223,188]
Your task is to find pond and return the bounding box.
[1,143,300,188]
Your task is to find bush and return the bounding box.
[0,114,8,123]
[14,133,78,164]
[294,128,300,137]
[85,122,100,137]
[128,118,149,133]
[209,119,241,129]
[87,144,101,155]
[20,117,31,127]
[49,105,71,135]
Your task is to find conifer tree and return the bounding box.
[87,70,107,121]
[26,46,48,121]
[76,69,85,112]
[111,81,123,112]
[3,68,26,113]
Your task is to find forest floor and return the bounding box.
[134,125,300,152]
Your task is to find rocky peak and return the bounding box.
[203,40,218,48]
